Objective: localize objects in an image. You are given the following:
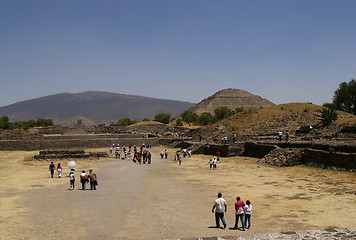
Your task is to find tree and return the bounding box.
[142,118,150,122]
[118,117,138,126]
[322,103,337,109]
[319,108,338,125]
[154,113,171,124]
[176,119,183,126]
[35,119,54,127]
[181,110,199,123]
[234,107,244,113]
[199,112,213,125]
[214,106,234,121]
[333,79,356,115]
[0,116,10,129]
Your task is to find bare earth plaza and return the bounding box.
[1,1,356,239]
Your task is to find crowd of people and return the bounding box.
[212,193,252,230]
[110,143,153,164]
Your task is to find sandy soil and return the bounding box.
[0,147,355,240]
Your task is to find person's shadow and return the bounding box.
[229,227,244,231]
[208,226,224,229]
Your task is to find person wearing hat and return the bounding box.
[49,161,55,178]
[234,196,246,230]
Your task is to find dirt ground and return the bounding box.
[0,147,355,240]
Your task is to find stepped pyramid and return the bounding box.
[188,88,275,115]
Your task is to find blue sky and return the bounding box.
[1,0,355,107]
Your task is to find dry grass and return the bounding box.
[223,103,356,132]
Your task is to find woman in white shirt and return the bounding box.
[244,200,252,229]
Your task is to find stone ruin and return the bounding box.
[32,150,109,160]
[258,147,304,167]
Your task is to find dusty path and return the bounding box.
[1,148,355,240]
[19,148,217,240]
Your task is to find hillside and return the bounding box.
[190,103,356,142]
[187,88,275,115]
[227,103,356,134]
[0,91,195,124]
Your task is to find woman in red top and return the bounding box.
[57,163,62,178]
[234,196,246,230]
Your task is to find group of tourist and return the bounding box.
[49,161,98,191]
[220,133,238,144]
[160,149,168,159]
[212,193,252,230]
[208,157,218,169]
[173,148,192,165]
[69,169,98,191]
[110,143,153,164]
[278,130,290,141]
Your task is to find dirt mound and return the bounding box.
[187,88,275,115]
[187,103,356,144]
[125,121,188,135]
[258,147,304,167]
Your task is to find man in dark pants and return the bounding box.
[49,161,55,178]
[88,169,97,190]
[212,192,227,229]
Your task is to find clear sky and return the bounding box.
[1,0,355,107]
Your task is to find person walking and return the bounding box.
[80,170,88,191]
[57,163,62,178]
[285,130,290,141]
[213,157,217,169]
[244,200,252,229]
[212,192,227,229]
[234,196,246,230]
[69,170,75,190]
[208,159,213,169]
[88,169,97,190]
[278,130,283,141]
[49,161,55,178]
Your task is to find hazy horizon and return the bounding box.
[1,1,355,107]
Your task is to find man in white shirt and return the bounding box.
[212,192,227,229]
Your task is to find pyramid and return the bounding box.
[187,88,275,115]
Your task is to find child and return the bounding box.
[208,159,213,169]
[69,171,75,190]
[244,200,252,229]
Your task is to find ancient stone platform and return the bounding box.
[164,228,356,240]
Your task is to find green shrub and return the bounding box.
[176,119,183,126]
[319,108,338,125]
[154,113,171,124]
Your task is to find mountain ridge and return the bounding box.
[0,91,195,124]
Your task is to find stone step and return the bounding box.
[163,228,356,240]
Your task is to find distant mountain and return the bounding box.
[0,91,195,124]
[187,88,275,115]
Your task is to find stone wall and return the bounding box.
[0,138,159,151]
[243,142,277,158]
[302,149,356,170]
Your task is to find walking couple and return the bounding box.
[75,169,98,191]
